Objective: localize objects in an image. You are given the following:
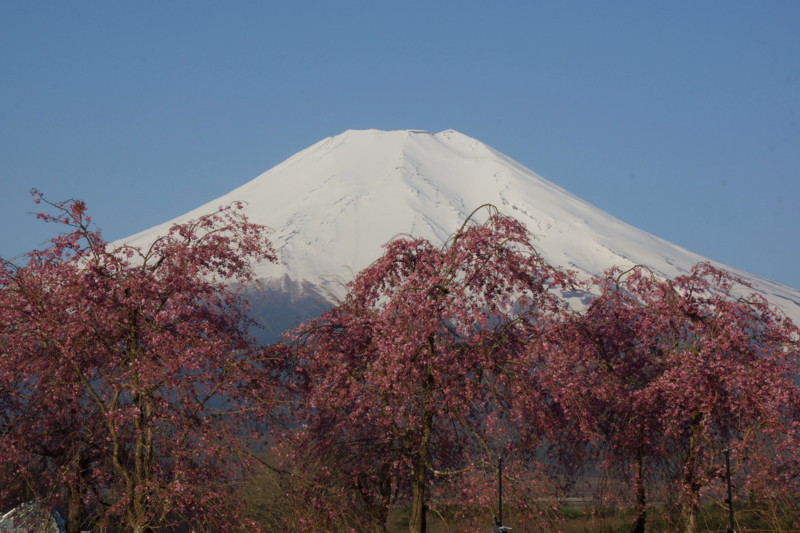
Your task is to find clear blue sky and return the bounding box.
[2,1,799,288]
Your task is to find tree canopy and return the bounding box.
[2,196,798,533]
[0,192,278,532]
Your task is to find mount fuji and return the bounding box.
[122,129,800,334]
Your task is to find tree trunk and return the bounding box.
[681,413,702,533]
[128,315,156,533]
[65,477,82,533]
[630,448,646,533]
[680,477,701,533]
[681,502,699,533]
[355,467,392,533]
[408,409,433,533]
[65,449,90,533]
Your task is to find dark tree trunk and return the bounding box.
[408,409,433,533]
[66,480,82,533]
[681,413,703,533]
[65,451,88,533]
[630,448,646,533]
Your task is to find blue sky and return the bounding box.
[2,1,799,288]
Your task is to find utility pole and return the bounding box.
[498,455,503,525]
[724,449,735,533]
[492,456,508,532]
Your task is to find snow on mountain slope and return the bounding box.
[122,129,800,327]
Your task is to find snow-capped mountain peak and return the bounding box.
[122,129,800,327]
